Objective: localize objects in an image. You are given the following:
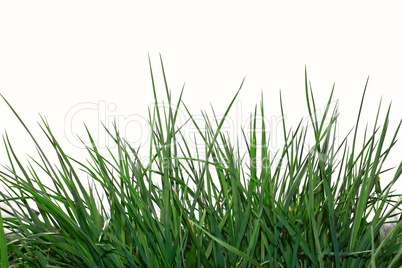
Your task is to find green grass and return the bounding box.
[0,56,401,267]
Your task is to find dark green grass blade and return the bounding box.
[0,207,8,268]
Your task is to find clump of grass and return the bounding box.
[0,56,401,267]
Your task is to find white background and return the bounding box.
[0,2,401,195]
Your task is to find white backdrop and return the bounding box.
[1,2,401,195]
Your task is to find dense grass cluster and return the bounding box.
[0,58,401,267]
